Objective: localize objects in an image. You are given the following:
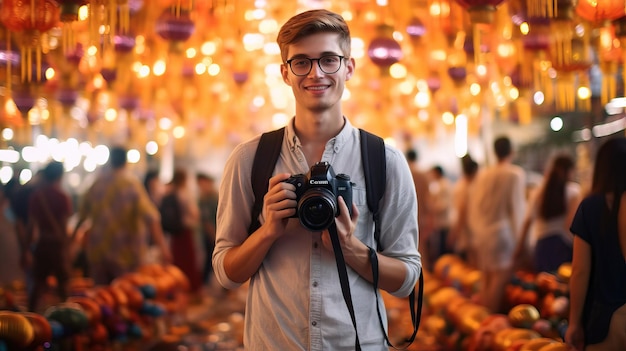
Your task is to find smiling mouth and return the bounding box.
[306,85,329,91]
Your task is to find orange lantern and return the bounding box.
[0,0,60,82]
[575,0,626,23]
[576,0,625,105]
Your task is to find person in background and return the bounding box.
[406,149,433,271]
[196,173,219,287]
[24,161,72,312]
[9,172,43,274]
[73,146,171,285]
[163,168,203,298]
[448,154,479,265]
[213,9,421,350]
[428,164,453,267]
[514,154,581,273]
[566,136,626,351]
[144,169,165,207]
[0,177,26,288]
[467,135,526,313]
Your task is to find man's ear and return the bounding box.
[345,57,356,81]
[281,64,292,85]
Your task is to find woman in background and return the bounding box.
[565,137,626,351]
[514,154,581,273]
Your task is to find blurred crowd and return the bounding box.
[0,146,220,314]
[0,135,620,320]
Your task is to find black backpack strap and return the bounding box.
[359,128,386,250]
[360,129,423,350]
[247,127,285,235]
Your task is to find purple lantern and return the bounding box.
[181,64,195,78]
[100,68,117,85]
[0,41,20,67]
[114,34,136,53]
[12,90,37,116]
[118,95,140,111]
[128,0,144,15]
[406,17,426,38]
[233,71,249,84]
[155,9,196,42]
[427,76,442,93]
[367,37,403,68]
[447,66,467,83]
[65,43,84,66]
[56,88,79,107]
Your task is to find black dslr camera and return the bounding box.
[283,162,353,231]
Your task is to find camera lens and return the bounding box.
[298,188,337,231]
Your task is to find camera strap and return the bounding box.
[369,247,424,350]
[328,222,362,351]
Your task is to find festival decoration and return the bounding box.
[0,0,60,82]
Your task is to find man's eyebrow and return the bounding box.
[287,51,341,60]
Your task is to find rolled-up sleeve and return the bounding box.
[379,147,422,297]
[213,138,258,289]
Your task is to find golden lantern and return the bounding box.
[576,0,626,106]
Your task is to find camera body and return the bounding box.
[283,162,353,231]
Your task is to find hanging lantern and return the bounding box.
[155,7,196,51]
[56,87,80,108]
[12,89,37,118]
[575,0,625,105]
[113,33,136,53]
[367,24,403,69]
[0,0,60,83]
[58,1,89,53]
[100,67,117,85]
[406,17,426,40]
[454,0,506,66]
[549,0,592,111]
[575,0,625,23]
[455,0,507,24]
[233,71,249,85]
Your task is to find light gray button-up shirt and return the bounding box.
[214,118,421,351]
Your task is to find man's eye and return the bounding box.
[293,60,308,67]
[321,57,338,64]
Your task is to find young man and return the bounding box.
[213,9,421,350]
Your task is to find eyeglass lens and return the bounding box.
[289,55,343,76]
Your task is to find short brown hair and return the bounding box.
[276,9,351,63]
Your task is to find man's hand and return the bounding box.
[321,196,359,253]
[261,173,298,239]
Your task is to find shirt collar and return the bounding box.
[285,116,354,153]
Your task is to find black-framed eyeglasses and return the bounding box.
[285,55,345,76]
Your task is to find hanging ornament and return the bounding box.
[575,0,625,23]
[549,0,591,111]
[406,17,427,40]
[454,0,506,66]
[367,24,403,69]
[155,6,196,51]
[58,1,89,53]
[0,32,20,94]
[0,0,60,83]
[575,0,625,105]
[56,87,80,108]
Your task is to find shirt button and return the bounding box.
[312,321,317,326]
[312,281,318,287]
[313,242,318,249]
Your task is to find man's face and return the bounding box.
[281,32,354,113]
